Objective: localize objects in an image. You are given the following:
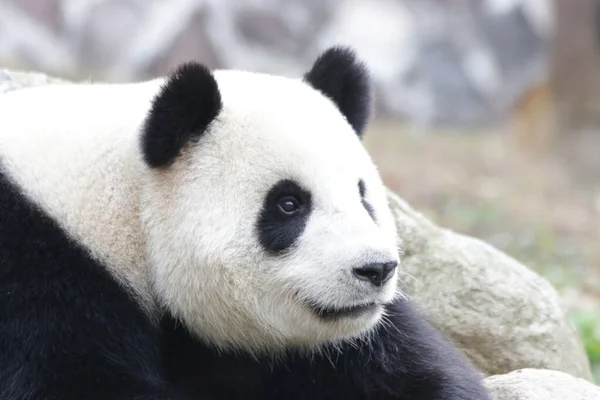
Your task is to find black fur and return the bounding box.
[162,299,492,400]
[304,46,372,137]
[0,162,491,399]
[358,179,377,222]
[256,179,312,254]
[141,62,222,168]
[0,167,186,400]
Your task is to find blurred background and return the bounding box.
[0,0,598,381]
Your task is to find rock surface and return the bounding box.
[386,191,593,381]
[0,0,553,127]
[484,368,600,399]
[0,69,593,382]
[0,69,68,94]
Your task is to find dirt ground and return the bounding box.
[364,120,600,380]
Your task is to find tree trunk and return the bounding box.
[549,0,600,130]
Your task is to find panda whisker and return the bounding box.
[380,312,406,339]
[396,270,419,290]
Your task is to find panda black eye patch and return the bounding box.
[257,179,312,255]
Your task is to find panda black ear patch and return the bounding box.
[141,62,222,168]
[303,46,372,137]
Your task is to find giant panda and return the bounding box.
[0,47,491,400]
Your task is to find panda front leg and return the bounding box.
[0,290,190,400]
[0,285,191,400]
[265,299,492,400]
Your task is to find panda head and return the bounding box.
[139,46,400,355]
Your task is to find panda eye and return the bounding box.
[278,196,300,215]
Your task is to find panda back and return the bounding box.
[0,81,165,309]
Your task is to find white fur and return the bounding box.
[0,80,162,313]
[0,69,400,354]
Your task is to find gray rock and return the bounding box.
[0,68,68,94]
[484,368,600,399]
[1,69,592,383]
[387,191,593,381]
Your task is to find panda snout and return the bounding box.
[352,260,397,287]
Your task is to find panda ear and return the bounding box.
[303,46,372,138]
[141,62,222,168]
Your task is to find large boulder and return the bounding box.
[484,368,600,399]
[0,69,593,382]
[386,191,593,381]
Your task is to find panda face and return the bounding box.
[140,48,401,354]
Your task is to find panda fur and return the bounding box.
[0,47,491,400]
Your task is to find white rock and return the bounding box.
[484,368,600,399]
[0,69,68,94]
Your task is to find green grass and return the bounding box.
[571,308,600,382]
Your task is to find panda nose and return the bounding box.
[352,261,397,287]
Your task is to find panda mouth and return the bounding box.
[311,302,379,319]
